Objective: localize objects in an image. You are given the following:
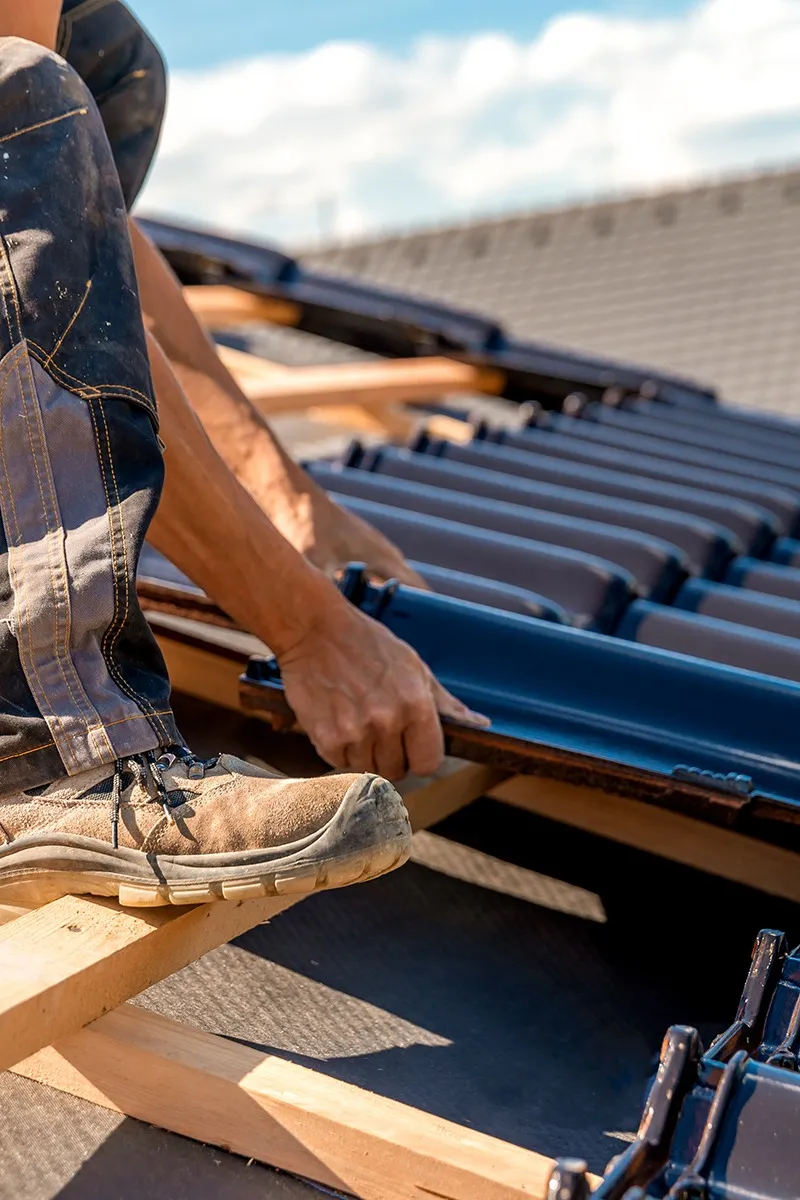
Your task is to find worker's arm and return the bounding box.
[146,332,487,779]
[0,0,60,48]
[130,220,427,587]
[0,9,424,588]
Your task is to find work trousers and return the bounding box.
[0,3,180,794]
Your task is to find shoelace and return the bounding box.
[109,746,215,849]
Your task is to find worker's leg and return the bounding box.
[0,35,181,793]
[57,0,165,208]
[0,40,410,906]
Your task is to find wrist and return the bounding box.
[253,554,339,660]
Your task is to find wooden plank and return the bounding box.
[215,343,289,380]
[157,626,248,713]
[425,412,476,443]
[184,285,300,328]
[399,759,507,832]
[0,892,294,1074]
[219,351,503,414]
[214,345,479,440]
[12,1003,577,1200]
[300,403,474,443]
[491,775,800,902]
[303,400,419,440]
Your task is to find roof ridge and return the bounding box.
[300,159,800,256]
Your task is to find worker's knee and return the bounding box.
[0,36,94,115]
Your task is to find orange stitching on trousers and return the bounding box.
[0,741,56,766]
[22,349,114,758]
[93,68,150,106]
[0,716,168,770]
[88,401,170,742]
[15,353,78,716]
[15,350,107,762]
[95,401,170,741]
[68,709,173,737]
[0,352,73,767]
[0,351,164,767]
[0,211,165,764]
[8,353,86,768]
[43,279,92,368]
[0,107,88,147]
[0,238,21,344]
[26,342,158,423]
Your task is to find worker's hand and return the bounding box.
[272,487,429,589]
[277,596,490,780]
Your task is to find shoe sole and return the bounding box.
[0,775,412,908]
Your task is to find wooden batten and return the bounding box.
[215,343,289,380]
[217,347,504,413]
[13,1003,570,1200]
[0,892,294,1074]
[184,285,300,329]
[154,622,248,714]
[491,775,800,903]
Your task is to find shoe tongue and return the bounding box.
[76,775,115,801]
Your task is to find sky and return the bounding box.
[135,0,800,247]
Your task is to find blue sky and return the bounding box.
[135,0,694,70]
[138,0,800,246]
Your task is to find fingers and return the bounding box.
[371,734,409,782]
[402,707,446,778]
[342,736,377,774]
[364,545,431,591]
[321,692,442,780]
[379,557,431,590]
[431,677,491,728]
[305,702,417,781]
[295,675,486,781]
[343,704,415,781]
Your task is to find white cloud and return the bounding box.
[138,0,800,246]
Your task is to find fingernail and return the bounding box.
[468,711,492,727]
[452,709,491,728]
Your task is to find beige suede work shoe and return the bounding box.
[0,747,412,907]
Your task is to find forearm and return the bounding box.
[131,218,427,587]
[145,330,333,658]
[0,0,61,48]
[130,219,323,533]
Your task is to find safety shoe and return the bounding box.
[0,747,411,907]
